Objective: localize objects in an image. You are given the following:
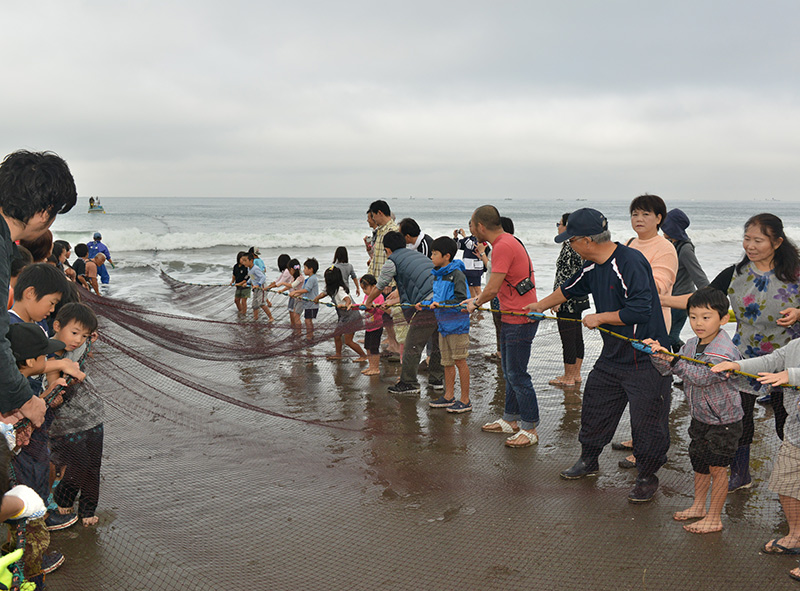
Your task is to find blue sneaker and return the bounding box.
[429,396,455,408]
[757,393,772,405]
[447,400,472,413]
[45,512,78,531]
[42,551,65,574]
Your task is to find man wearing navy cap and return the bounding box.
[87,232,113,285]
[527,208,672,503]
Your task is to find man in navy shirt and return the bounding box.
[527,208,672,503]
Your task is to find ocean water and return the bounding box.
[50,196,800,312]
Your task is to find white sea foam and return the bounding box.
[53,227,370,253]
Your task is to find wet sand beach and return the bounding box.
[43,289,795,590]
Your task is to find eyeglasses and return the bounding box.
[567,236,584,244]
[555,222,561,228]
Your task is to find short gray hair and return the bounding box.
[588,230,611,244]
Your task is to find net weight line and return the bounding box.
[167,275,800,390]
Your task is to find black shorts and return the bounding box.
[465,272,483,287]
[304,308,319,319]
[688,418,743,474]
[364,328,383,354]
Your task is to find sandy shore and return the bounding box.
[42,291,793,590]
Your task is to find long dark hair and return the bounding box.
[736,213,800,283]
[324,266,348,297]
[333,246,349,264]
[277,254,290,271]
[287,258,301,279]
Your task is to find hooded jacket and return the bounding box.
[421,259,470,336]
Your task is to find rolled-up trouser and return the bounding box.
[400,308,443,385]
[500,321,540,431]
[579,363,672,477]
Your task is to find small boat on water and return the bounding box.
[88,197,106,214]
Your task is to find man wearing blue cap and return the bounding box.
[526,208,672,503]
[87,232,113,285]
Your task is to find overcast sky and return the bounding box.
[3,1,800,199]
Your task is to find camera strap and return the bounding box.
[505,235,534,288]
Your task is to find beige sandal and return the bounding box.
[481,418,520,434]
[504,429,539,448]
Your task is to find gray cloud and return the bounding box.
[3,1,800,198]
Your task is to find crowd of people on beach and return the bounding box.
[3,146,800,585]
[0,150,112,588]
[231,196,800,583]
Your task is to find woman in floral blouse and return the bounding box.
[665,213,800,492]
[549,213,590,386]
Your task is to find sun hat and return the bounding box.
[660,209,690,242]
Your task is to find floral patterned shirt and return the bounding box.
[711,262,800,393]
[553,243,589,315]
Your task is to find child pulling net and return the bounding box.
[13,272,792,591]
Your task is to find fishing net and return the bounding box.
[10,272,791,590]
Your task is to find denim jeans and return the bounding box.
[500,321,539,430]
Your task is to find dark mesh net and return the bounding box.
[19,272,788,590]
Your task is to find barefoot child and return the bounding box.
[276,259,303,327]
[315,266,366,361]
[229,251,251,316]
[358,274,384,375]
[643,287,742,533]
[45,303,104,527]
[289,258,320,334]
[713,326,800,579]
[420,237,471,413]
[244,253,273,322]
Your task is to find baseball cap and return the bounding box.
[93,232,102,240]
[6,323,65,362]
[554,208,609,243]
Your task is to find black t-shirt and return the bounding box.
[72,258,86,278]
[232,264,249,284]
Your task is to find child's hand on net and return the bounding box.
[711,361,740,373]
[429,302,439,309]
[13,424,33,448]
[414,302,423,311]
[61,361,85,382]
[757,370,789,386]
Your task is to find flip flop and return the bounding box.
[612,441,634,451]
[505,429,539,448]
[481,419,520,434]
[764,538,800,555]
[789,569,800,582]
